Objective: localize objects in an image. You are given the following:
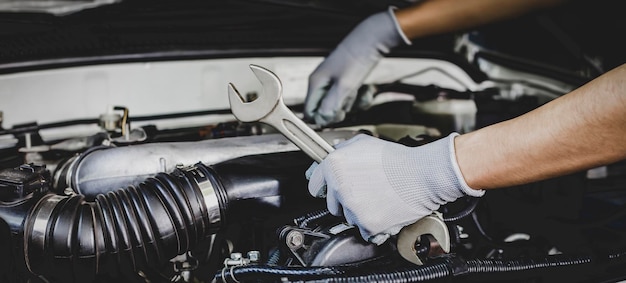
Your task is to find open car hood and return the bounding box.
[1,0,623,75]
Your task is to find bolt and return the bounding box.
[247,251,260,263]
[286,230,304,249]
[230,252,242,260]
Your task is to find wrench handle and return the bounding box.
[262,103,334,163]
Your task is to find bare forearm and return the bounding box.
[456,64,626,190]
[395,0,566,39]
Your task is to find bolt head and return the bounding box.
[286,231,304,248]
[247,251,260,262]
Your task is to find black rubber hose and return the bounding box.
[465,255,592,273]
[23,164,225,283]
[216,265,346,282]
[442,197,480,222]
[205,151,321,218]
[216,253,596,282]
[21,152,313,282]
[216,263,452,282]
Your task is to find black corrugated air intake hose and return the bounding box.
[18,151,314,282]
[23,164,225,282]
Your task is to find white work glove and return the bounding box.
[306,133,484,244]
[304,7,411,126]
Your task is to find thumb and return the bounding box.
[354,84,377,110]
[305,76,331,120]
[314,83,353,125]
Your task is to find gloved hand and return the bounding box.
[304,7,411,126]
[306,133,484,244]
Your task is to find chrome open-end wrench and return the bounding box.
[227,64,334,163]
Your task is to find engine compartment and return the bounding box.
[1,53,626,283]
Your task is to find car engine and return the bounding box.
[1,1,625,282]
[2,54,626,283]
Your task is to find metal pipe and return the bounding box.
[53,131,355,198]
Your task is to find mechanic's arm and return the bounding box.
[307,63,626,244]
[395,0,566,39]
[305,0,567,126]
[457,63,626,189]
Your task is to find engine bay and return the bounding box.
[1,50,626,283]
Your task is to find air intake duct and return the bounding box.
[23,164,225,282]
[20,151,314,282]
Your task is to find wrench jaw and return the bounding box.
[249,64,282,99]
[227,64,284,122]
[396,212,450,265]
[227,83,255,122]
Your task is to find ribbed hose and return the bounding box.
[465,255,592,273]
[216,253,596,283]
[217,265,346,282]
[216,263,452,282]
[294,209,332,228]
[23,164,224,283]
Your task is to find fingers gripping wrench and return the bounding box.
[227,65,449,265]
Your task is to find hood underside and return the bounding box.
[0,0,623,77]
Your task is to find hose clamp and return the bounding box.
[23,194,65,273]
[197,177,221,228]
